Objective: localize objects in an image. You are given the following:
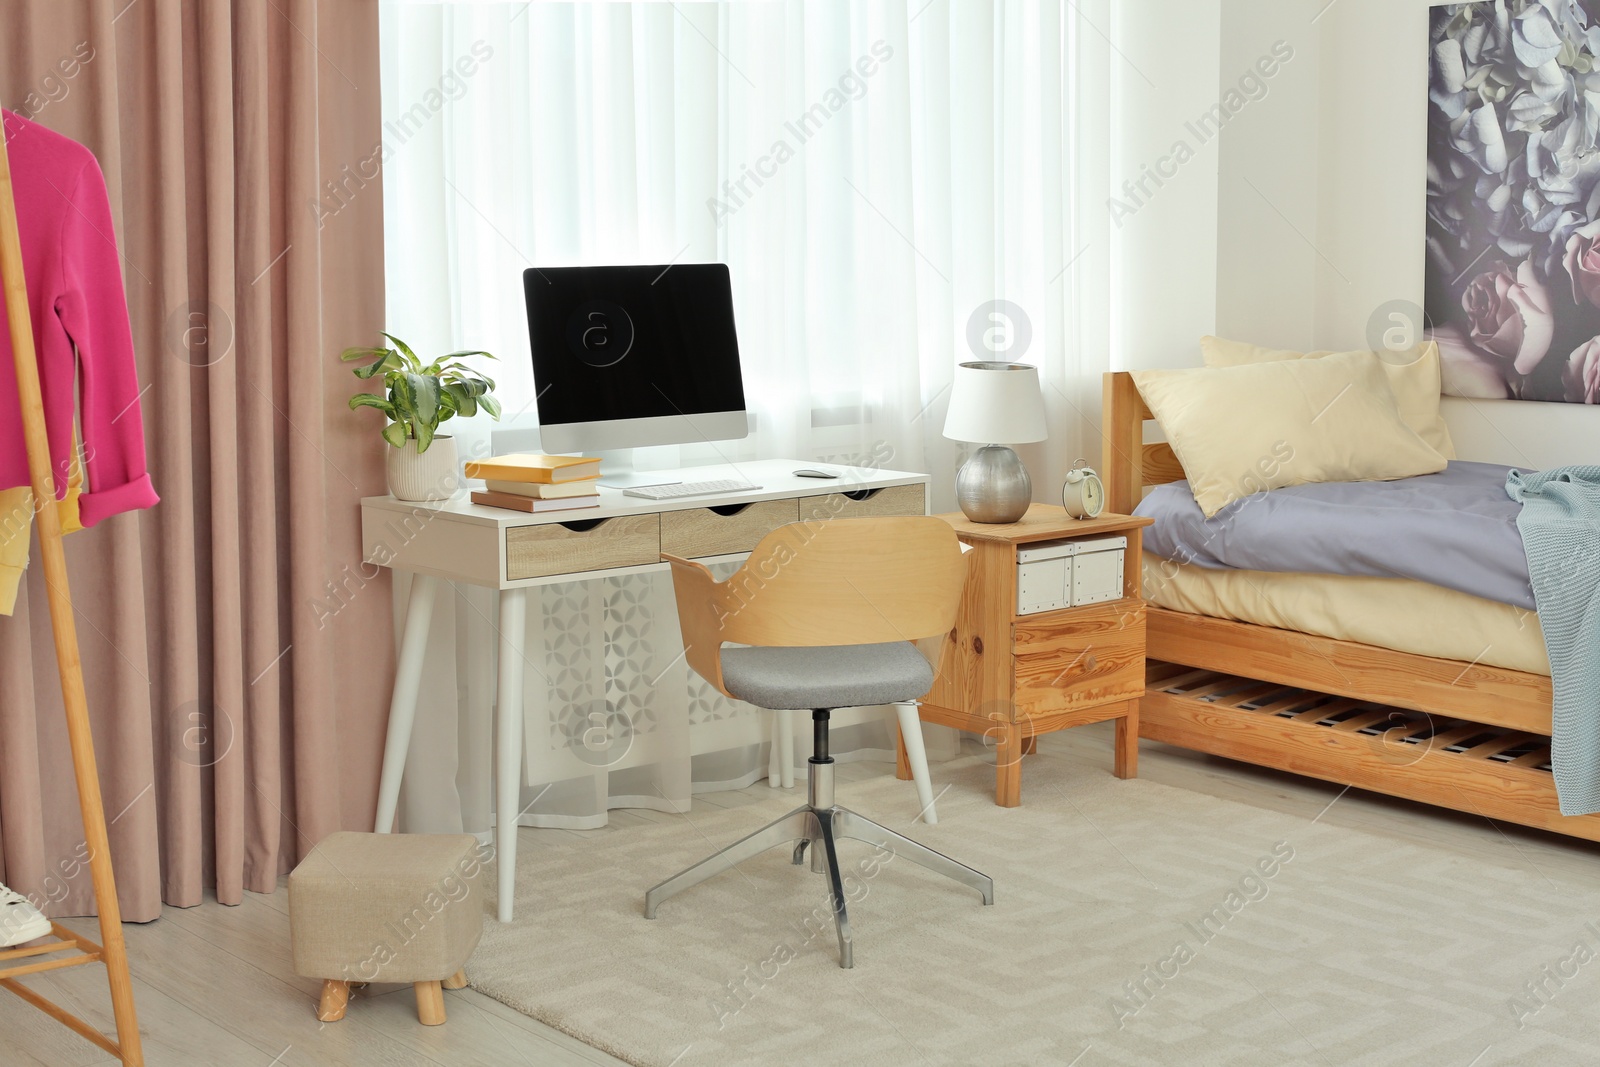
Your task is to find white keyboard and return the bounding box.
[623,479,760,501]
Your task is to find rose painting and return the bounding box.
[1426,0,1600,402]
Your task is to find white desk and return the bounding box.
[362,459,930,921]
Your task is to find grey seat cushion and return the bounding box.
[719,642,934,710]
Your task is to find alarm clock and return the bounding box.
[1062,464,1106,519]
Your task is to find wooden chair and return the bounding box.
[644,517,995,968]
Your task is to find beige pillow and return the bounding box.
[1132,351,1448,518]
[1200,336,1456,458]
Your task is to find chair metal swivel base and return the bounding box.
[644,709,994,968]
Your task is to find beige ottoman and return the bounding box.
[289,831,485,1025]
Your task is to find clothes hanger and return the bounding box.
[0,114,144,1066]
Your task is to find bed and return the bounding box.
[1101,371,1600,842]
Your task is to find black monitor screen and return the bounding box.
[524,264,747,426]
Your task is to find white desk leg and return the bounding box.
[779,708,795,788]
[494,588,529,924]
[895,702,937,825]
[374,573,440,834]
[767,712,781,788]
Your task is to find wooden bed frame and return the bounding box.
[1101,371,1600,842]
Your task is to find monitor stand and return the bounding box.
[593,449,683,490]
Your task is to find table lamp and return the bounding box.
[942,361,1048,524]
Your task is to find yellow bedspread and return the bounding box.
[1143,555,1550,677]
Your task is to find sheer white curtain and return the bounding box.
[377,0,1112,833]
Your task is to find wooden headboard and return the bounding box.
[1101,372,1186,514]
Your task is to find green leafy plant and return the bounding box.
[341,333,502,451]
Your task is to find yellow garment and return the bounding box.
[0,456,84,616]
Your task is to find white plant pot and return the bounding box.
[386,434,460,501]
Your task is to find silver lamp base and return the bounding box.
[955,444,1032,524]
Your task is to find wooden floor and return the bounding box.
[6,721,1599,1066]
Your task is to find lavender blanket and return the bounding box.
[1134,461,1535,611]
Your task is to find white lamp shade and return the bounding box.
[942,361,1048,444]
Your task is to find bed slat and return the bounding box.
[1461,735,1532,761]
[1208,680,1280,708]
[1329,709,1394,733]
[1289,698,1359,723]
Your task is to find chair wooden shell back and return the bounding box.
[662,516,968,697]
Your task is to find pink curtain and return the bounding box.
[0,0,392,919]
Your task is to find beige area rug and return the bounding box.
[468,755,1600,1067]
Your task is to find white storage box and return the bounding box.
[1015,535,1127,615]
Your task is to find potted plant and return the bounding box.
[341,333,502,501]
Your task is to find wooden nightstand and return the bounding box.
[895,505,1153,806]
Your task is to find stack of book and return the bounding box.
[463,454,602,513]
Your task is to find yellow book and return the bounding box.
[463,453,602,484]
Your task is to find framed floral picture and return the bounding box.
[1426,0,1600,403]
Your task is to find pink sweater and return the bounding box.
[0,110,157,526]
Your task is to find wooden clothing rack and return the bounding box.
[0,131,143,1062]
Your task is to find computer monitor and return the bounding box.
[521,264,749,483]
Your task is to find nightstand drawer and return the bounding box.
[799,483,926,522]
[1013,599,1144,718]
[505,515,661,580]
[660,499,799,558]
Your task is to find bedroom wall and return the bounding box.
[1213,0,1600,471]
[1111,0,1222,371]
[1214,0,1319,352]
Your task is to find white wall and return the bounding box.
[1215,0,1318,351]
[1111,0,1222,371]
[1207,0,1600,469]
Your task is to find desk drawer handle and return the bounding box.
[708,503,753,517]
[843,488,885,502]
[558,518,608,533]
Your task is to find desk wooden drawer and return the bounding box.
[660,499,799,558]
[506,516,661,580]
[799,483,926,522]
[1013,599,1144,719]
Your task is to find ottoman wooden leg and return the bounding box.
[318,980,350,1022]
[443,970,468,990]
[415,980,446,1026]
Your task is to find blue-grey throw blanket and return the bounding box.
[1507,467,1600,816]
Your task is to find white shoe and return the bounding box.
[0,883,51,947]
